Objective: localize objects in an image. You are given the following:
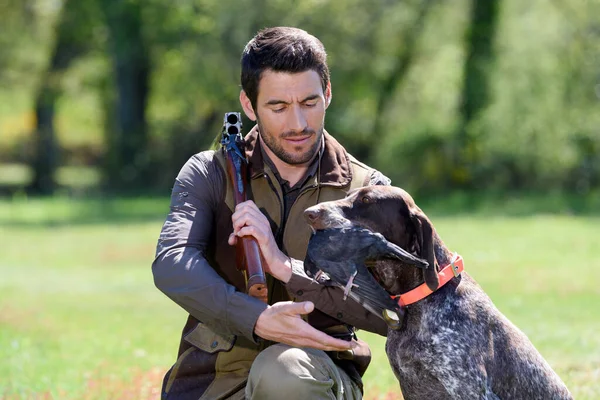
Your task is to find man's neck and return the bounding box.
[259,136,317,188]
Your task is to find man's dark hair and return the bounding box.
[241,27,330,111]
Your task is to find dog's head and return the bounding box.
[304,186,440,293]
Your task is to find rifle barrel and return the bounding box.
[222,112,268,303]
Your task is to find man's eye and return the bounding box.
[272,108,285,113]
[305,102,317,107]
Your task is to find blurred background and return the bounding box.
[1,0,599,399]
[1,0,599,199]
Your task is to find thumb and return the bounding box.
[296,301,314,315]
[228,233,237,246]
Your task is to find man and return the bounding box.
[153,26,390,400]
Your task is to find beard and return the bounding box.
[258,119,324,165]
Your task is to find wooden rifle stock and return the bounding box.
[221,112,268,303]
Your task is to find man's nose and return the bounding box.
[288,105,308,133]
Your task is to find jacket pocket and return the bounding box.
[175,321,259,400]
[163,322,239,399]
[184,321,236,353]
[201,327,260,400]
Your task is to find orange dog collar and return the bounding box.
[392,253,464,307]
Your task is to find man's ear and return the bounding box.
[240,90,257,121]
[324,81,332,109]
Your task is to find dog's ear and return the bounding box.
[411,212,439,291]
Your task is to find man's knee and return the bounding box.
[247,344,336,396]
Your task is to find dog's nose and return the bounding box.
[304,207,322,224]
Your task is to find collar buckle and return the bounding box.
[450,253,460,278]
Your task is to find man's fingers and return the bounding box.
[269,316,352,351]
[233,202,266,223]
[309,334,353,351]
[295,325,353,351]
[235,200,260,213]
[232,215,269,235]
[235,226,269,245]
[255,301,354,351]
[231,211,270,238]
[279,302,353,350]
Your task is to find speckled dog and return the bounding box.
[304,186,573,400]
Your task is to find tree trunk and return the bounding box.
[367,0,436,162]
[101,0,151,192]
[30,78,59,195]
[455,0,501,186]
[29,0,90,195]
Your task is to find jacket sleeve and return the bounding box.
[285,259,389,336]
[152,151,267,342]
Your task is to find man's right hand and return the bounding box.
[254,301,355,351]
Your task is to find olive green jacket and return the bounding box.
[153,127,389,399]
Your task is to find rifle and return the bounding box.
[221,112,268,303]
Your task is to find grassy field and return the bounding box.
[0,197,599,399]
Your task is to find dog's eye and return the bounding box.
[361,195,372,204]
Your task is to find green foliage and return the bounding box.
[370,0,600,195]
[0,0,598,195]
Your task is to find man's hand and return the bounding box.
[255,301,355,351]
[229,200,292,282]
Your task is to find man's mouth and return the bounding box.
[285,135,312,145]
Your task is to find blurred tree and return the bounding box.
[1,0,598,197]
[29,0,97,194]
[554,0,600,193]
[455,0,500,188]
[370,0,437,162]
[0,0,37,86]
[100,0,151,192]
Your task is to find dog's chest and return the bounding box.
[386,329,495,399]
[384,297,495,399]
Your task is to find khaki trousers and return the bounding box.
[245,344,362,400]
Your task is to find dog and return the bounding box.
[303,186,573,400]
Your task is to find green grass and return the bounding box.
[0,198,599,399]
[0,164,101,190]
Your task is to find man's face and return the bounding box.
[241,69,331,166]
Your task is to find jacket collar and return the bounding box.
[244,125,353,187]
